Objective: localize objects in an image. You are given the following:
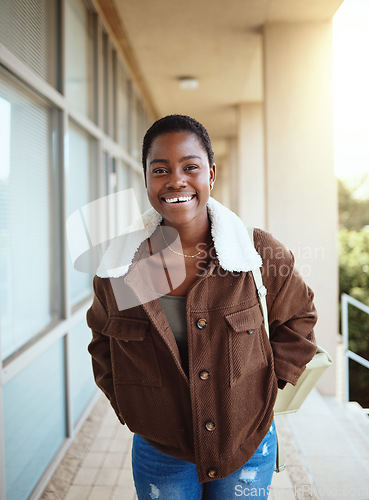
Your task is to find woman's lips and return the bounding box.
[161,194,196,204]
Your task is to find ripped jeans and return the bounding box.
[132,421,277,499]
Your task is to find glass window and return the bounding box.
[137,100,147,148]
[130,169,145,212]
[107,158,117,240]
[115,160,135,235]
[117,61,130,151]
[117,159,130,192]
[65,0,96,121]
[4,339,66,500]
[102,32,112,136]
[67,121,96,306]
[130,93,140,161]
[0,0,59,88]
[0,69,61,361]
[69,321,96,425]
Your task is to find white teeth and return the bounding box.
[164,195,193,203]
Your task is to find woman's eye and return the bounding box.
[153,168,167,174]
[185,165,198,171]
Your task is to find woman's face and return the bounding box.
[145,131,216,228]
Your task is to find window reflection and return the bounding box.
[0,72,61,361]
[65,0,96,120]
[0,96,11,181]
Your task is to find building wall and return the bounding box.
[263,22,338,394]
[233,21,337,395]
[0,1,152,498]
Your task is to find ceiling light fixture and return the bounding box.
[178,76,199,90]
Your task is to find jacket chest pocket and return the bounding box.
[225,304,268,386]
[103,317,162,387]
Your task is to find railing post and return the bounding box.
[341,292,369,410]
[341,293,349,404]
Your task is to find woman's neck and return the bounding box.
[162,216,212,252]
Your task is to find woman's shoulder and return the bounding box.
[253,228,293,267]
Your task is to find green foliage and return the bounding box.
[338,174,369,231]
[338,229,369,305]
[338,177,369,407]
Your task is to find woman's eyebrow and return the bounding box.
[179,155,202,162]
[149,155,202,166]
[149,158,169,166]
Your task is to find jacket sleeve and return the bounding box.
[256,230,318,387]
[87,276,125,424]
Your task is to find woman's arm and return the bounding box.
[255,230,318,387]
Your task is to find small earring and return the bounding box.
[210,183,214,191]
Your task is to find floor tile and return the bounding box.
[117,468,135,488]
[82,452,105,468]
[72,467,99,486]
[112,485,137,500]
[94,467,120,486]
[65,485,91,500]
[90,438,111,453]
[109,438,128,453]
[88,485,114,500]
[102,452,125,468]
[271,488,297,500]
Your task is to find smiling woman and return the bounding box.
[87,114,318,499]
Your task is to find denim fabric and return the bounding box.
[132,421,277,499]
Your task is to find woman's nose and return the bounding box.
[166,171,187,189]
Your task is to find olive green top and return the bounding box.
[158,295,188,377]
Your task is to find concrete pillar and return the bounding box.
[213,161,231,211]
[211,139,231,209]
[227,137,239,215]
[264,22,338,394]
[237,103,266,229]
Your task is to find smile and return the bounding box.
[162,195,195,204]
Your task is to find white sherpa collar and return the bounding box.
[96,197,262,278]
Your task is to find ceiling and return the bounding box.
[102,0,344,148]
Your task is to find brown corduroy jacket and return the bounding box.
[86,198,317,483]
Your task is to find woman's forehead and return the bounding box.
[148,131,206,156]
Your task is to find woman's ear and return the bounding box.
[210,163,216,186]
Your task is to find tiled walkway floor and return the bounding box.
[40,396,136,500]
[41,394,311,500]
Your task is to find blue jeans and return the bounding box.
[132,421,277,499]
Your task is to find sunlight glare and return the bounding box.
[333,0,369,179]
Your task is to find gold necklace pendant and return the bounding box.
[160,225,212,258]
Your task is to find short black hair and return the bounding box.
[142,114,214,173]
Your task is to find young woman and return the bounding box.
[87,114,318,499]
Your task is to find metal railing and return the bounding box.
[341,293,369,414]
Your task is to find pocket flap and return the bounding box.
[225,303,264,333]
[102,317,149,341]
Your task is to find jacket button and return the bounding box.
[197,318,207,329]
[205,420,216,431]
[207,468,218,478]
[199,370,210,380]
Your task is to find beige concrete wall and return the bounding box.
[263,22,338,394]
[225,137,239,215]
[237,103,266,229]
